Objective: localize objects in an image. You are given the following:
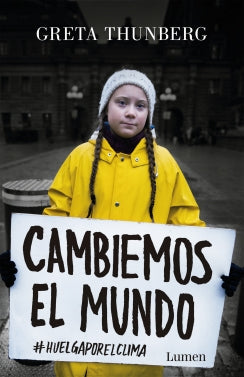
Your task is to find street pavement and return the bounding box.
[0,139,244,377]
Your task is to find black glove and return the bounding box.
[0,250,18,288]
[221,263,244,297]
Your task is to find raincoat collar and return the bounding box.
[89,137,150,167]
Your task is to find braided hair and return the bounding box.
[86,123,104,218]
[144,126,157,222]
[87,117,157,222]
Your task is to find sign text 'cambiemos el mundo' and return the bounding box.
[9,214,235,367]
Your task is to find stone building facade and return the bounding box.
[0,0,243,144]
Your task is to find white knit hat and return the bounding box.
[98,69,156,125]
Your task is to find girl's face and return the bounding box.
[107,84,149,138]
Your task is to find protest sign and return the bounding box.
[9,213,235,367]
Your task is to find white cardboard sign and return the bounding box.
[9,213,236,367]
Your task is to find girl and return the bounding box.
[0,69,243,377]
[44,69,205,226]
[43,68,204,377]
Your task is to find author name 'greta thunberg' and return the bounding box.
[36,26,207,42]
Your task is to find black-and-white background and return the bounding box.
[0,1,244,376]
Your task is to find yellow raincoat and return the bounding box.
[43,137,205,377]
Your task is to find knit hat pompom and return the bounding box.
[98,69,156,125]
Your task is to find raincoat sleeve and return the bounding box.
[166,155,205,227]
[43,153,74,217]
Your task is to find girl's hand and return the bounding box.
[221,263,244,297]
[0,250,18,288]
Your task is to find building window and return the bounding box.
[21,40,28,56]
[21,76,31,94]
[171,81,180,94]
[43,113,53,140]
[166,48,183,57]
[1,76,9,94]
[214,23,219,32]
[2,112,11,127]
[0,14,7,21]
[238,75,243,96]
[0,41,8,56]
[22,113,32,128]
[215,0,223,7]
[209,79,221,95]
[42,76,52,94]
[41,14,49,20]
[75,47,88,55]
[234,109,241,126]
[41,42,51,56]
[211,43,223,60]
